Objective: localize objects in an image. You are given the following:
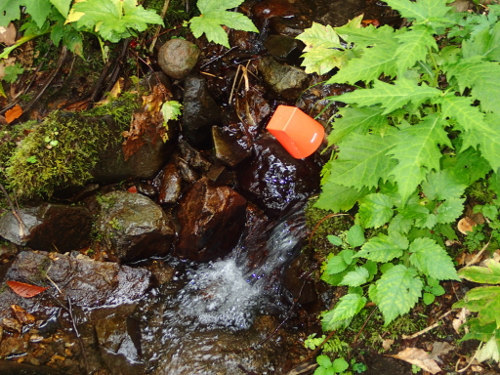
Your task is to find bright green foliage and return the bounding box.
[189,0,258,48]
[68,0,163,43]
[315,355,349,375]
[3,63,24,83]
[372,265,423,325]
[454,259,500,363]
[300,0,500,332]
[322,293,367,331]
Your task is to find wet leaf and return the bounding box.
[391,347,442,374]
[11,304,35,324]
[5,104,23,123]
[7,280,49,298]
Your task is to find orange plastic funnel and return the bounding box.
[266,105,325,159]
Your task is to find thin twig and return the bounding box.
[465,237,491,267]
[44,263,62,294]
[402,310,453,340]
[149,0,171,53]
[351,307,378,346]
[455,341,481,373]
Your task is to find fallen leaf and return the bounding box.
[5,104,23,123]
[390,347,442,374]
[430,341,454,361]
[127,185,137,193]
[382,338,394,351]
[7,280,49,298]
[453,308,470,334]
[457,217,477,235]
[0,23,17,46]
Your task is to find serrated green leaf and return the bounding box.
[340,266,369,287]
[458,259,500,284]
[321,293,367,331]
[50,0,71,17]
[394,25,437,74]
[297,22,341,51]
[189,0,257,48]
[409,237,458,280]
[358,193,395,228]
[23,0,51,28]
[336,78,441,116]
[161,100,182,122]
[374,265,423,325]
[346,225,365,247]
[357,232,408,262]
[325,250,353,275]
[314,179,368,212]
[69,0,163,43]
[460,286,500,327]
[435,197,465,224]
[329,133,398,190]
[3,63,24,83]
[476,335,500,363]
[327,106,388,145]
[384,0,452,25]
[0,0,20,26]
[388,114,451,203]
[422,169,467,201]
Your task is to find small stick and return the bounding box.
[149,0,171,53]
[402,310,452,340]
[465,237,491,267]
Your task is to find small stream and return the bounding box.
[139,206,307,374]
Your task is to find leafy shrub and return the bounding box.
[297,0,500,331]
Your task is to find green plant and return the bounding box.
[187,0,258,48]
[453,258,500,363]
[315,355,349,375]
[297,0,500,330]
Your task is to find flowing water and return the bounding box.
[139,206,307,374]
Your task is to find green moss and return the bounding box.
[4,94,139,199]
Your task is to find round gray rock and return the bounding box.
[158,39,200,80]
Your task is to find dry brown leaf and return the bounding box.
[390,347,442,374]
[382,338,394,351]
[0,23,17,46]
[10,304,35,324]
[430,341,454,360]
[453,308,470,334]
[5,104,23,123]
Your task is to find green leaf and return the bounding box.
[69,0,163,43]
[3,63,24,83]
[384,0,452,25]
[315,179,368,212]
[161,100,182,122]
[422,169,467,201]
[340,266,369,287]
[322,293,367,331]
[327,106,388,145]
[346,225,365,247]
[0,0,21,26]
[476,335,500,363]
[423,292,435,305]
[336,79,441,116]
[297,22,341,50]
[435,197,465,224]
[189,0,257,48]
[327,235,343,246]
[23,0,51,28]
[299,47,347,75]
[388,114,451,203]
[357,232,408,262]
[460,286,500,327]
[358,193,395,228]
[317,355,332,369]
[331,358,349,373]
[409,237,458,280]
[325,250,355,275]
[329,133,398,190]
[394,25,437,74]
[459,259,500,284]
[50,0,72,17]
[373,265,423,325]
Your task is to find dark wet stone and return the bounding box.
[182,75,221,148]
[0,361,66,375]
[96,191,176,262]
[238,134,321,216]
[258,56,308,100]
[0,204,91,252]
[229,29,264,54]
[264,34,302,63]
[2,251,151,309]
[212,125,251,166]
[158,39,200,80]
[92,305,144,375]
[176,178,247,262]
[283,252,319,308]
[178,139,212,172]
[155,162,182,204]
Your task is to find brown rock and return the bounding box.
[158,39,200,80]
[176,178,247,261]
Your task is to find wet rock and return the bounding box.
[92,132,171,183]
[182,75,221,148]
[258,56,308,100]
[283,252,319,308]
[212,125,251,166]
[176,178,247,262]
[96,191,175,262]
[264,34,302,63]
[158,39,200,80]
[0,361,66,375]
[178,139,212,172]
[92,305,144,375]
[155,162,182,204]
[1,251,151,310]
[0,204,91,251]
[237,134,321,216]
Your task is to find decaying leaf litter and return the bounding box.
[0,0,499,374]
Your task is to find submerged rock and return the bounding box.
[182,75,221,148]
[158,39,200,80]
[96,191,176,262]
[238,134,321,216]
[176,178,247,262]
[0,203,91,251]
